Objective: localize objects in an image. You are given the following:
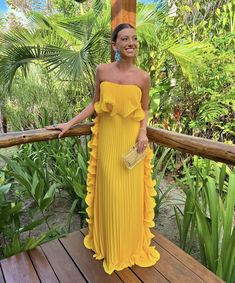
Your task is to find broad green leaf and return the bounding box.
[221,172,235,265]
[206,177,219,269]
[20,218,45,233]
[195,202,214,270]
[0,183,12,195]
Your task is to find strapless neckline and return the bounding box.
[100,81,142,92]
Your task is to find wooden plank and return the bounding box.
[154,243,204,282]
[79,229,142,282]
[116,268,143,283]
[81,227,168,282]
[41,239,86,283]
[0,229,225,283]
[130,265,169,283]
[60,231,123,283]
[28,246,59,283]
[1,252,40,283]
[0,265,5,283]
[153,230,225,283]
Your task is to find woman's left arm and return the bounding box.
[136,73,151,153]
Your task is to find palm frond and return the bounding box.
[0,3,110,90]
[137,3,169,46]
[0,45,42,88]
[168,42,214,83]
[0,28,35,46]
[40,28,107,82]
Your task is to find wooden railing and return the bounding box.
[0,123,234,165]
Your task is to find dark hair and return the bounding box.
[111,23,135,42]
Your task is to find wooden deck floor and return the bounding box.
[0,228,224,283]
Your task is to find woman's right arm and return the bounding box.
[46,65,101,138]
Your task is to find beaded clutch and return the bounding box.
[123,143,147,169]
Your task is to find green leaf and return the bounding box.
[65,199,79,233]
[44,183,56,199]
[221,172,235,266]
[32,171,39,195]
[12,233,21,254]
[223,227,235,281]
[195,202,214,270]
[34,178,45,205]
[219,164,226,193]
[9,202,23,215]
[206,177,219,270]
[10,171,31,192]
[19,218,45,233]
[22,234,47,250]
[174,206,182,244]
[0,183,12,195]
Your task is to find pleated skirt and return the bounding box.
[84,112,160,274]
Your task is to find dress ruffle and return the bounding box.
[94,99,145,121]
[83,116,99,251]
[83,117,160,274]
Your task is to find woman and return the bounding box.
[47,23,160,275]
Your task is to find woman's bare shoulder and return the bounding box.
[133,67,150,87]
[96,63,114,72]
[134,67,150,79]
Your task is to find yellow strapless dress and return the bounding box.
[83,81,160,274]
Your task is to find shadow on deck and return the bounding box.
[0,228,224,283]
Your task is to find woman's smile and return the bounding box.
[125,48,135,52]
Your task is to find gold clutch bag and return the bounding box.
[123,143,147,169]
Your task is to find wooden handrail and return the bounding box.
[0,123,93,148]
[147,126,235,165]
[0,123,234,165]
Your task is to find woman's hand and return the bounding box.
[136,130,148,153]
[45,123,71,138]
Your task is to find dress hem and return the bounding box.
[83,237,160,275]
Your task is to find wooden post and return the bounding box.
[110,0,136,61]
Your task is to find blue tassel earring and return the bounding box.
[114,49,121,61]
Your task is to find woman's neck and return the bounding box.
[115,58,135,72]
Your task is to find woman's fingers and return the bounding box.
[137,141,148,153]
[45,123,70,138]
[58,126,71,138]
[137,143,142,153]
[137,142,141,153]
[45,125,60,130]
[58,129,66,138]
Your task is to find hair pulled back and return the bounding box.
[111,23,135,42]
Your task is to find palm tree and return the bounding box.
[0,0,215,118]
[0,1,109,89]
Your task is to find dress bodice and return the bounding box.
[94,81,145,121]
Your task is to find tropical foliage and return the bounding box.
[0,1,234,281]
[0,136,89,258]
[175,157,235,283]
